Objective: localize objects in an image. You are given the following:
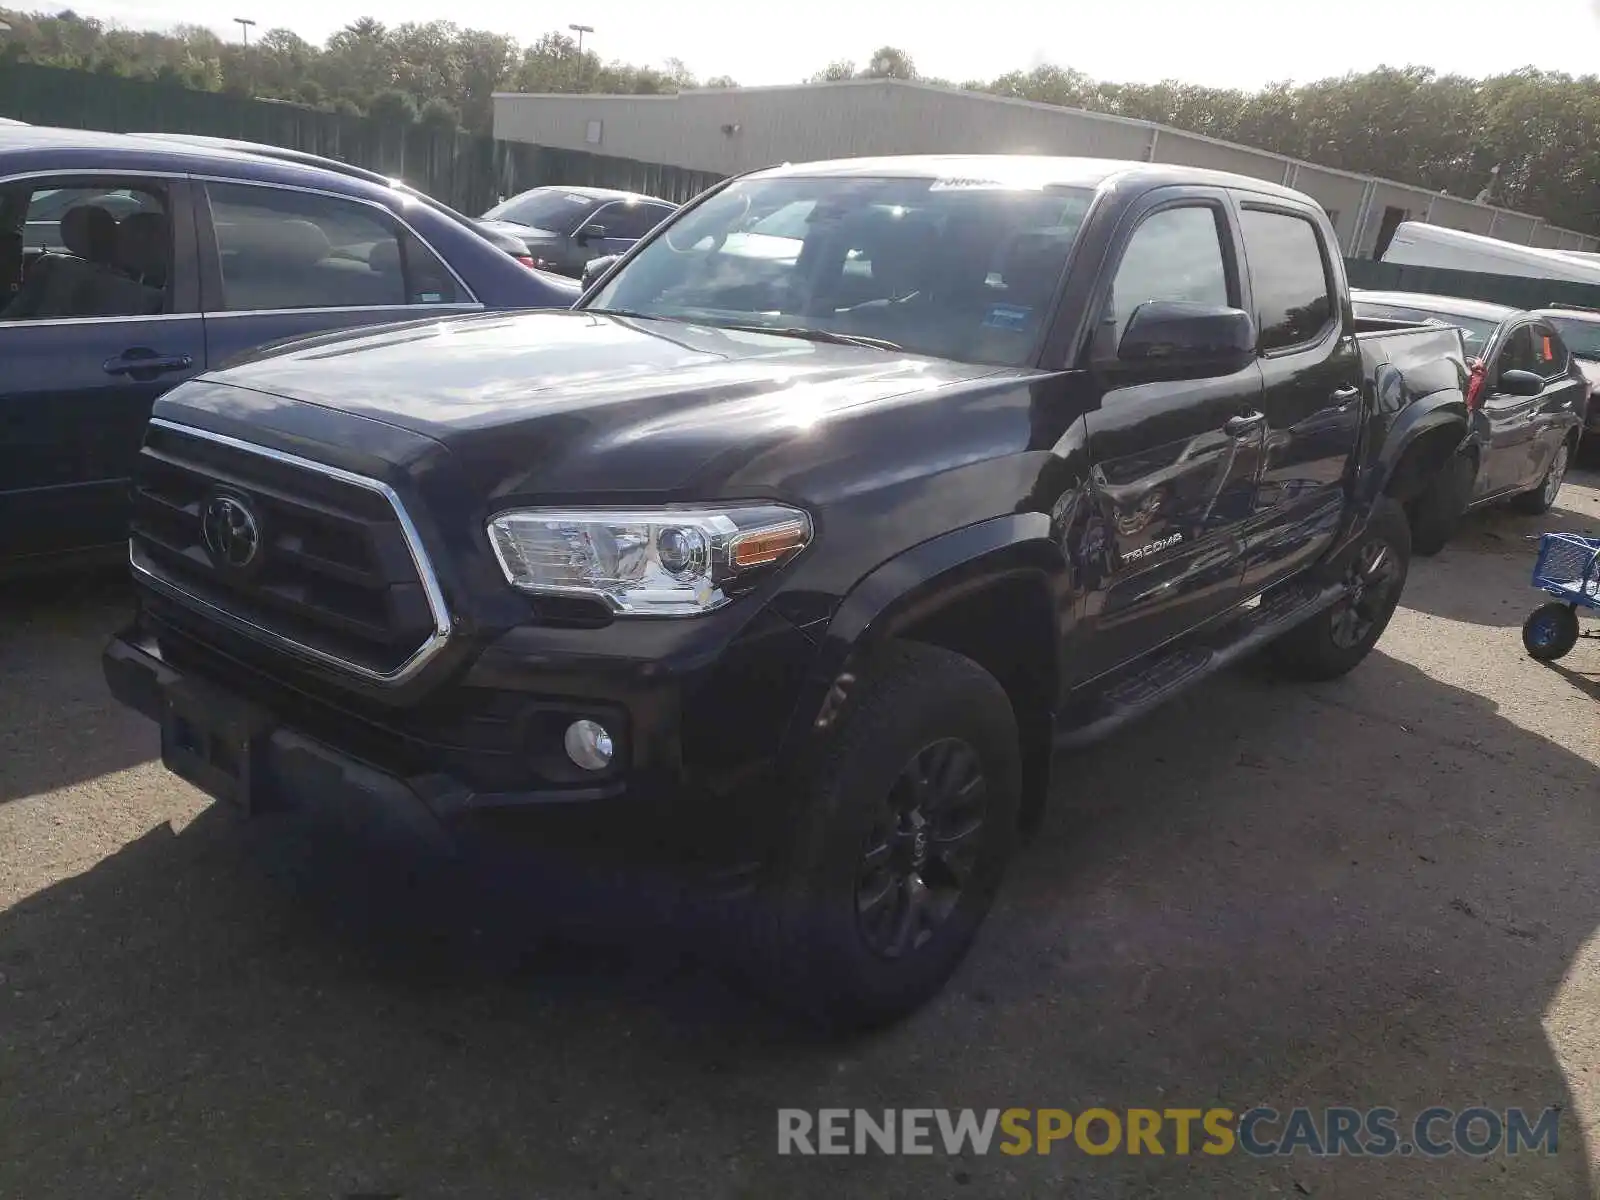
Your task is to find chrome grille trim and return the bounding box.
[131,417,453,686]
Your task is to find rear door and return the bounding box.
[195,177,482,368]
[1075,188,1264,681]
[1234,199,1362,594]
[0,172,204,567]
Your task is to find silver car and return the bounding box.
[477,186,677,279]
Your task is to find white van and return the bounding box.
[1381,221,1600,285]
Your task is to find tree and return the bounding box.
[808,59,856,83]
[705,75,738,89]
[367,87,417,126]
[417,95,459,131]
[863,45,915,80]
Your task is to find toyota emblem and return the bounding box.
[202,494,262,569]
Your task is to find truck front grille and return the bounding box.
[129,419,450,683]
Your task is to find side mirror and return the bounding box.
[575,223,607,246]
[582,254,621,288]
[1110,300,1257,378]
[1497,368,1545,397]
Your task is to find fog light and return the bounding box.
[563,719,614,771]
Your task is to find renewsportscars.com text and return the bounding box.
[776,1106,1560,1158]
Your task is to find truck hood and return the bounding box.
[190,309,1012,497]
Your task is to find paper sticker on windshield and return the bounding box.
[417,292,443,303]
[930,177,1007,191]
[984,304,1033,331]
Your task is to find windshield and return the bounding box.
[482,189,598,233]
[586,175,1096,367]
[1546,316,1600,360]
[1355,303,1500,356]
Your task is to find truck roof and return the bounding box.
[747,154,1314,203]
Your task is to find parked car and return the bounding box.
[128,133,583,297]
[0,124,579,577]
[1532,304,1600,437]
[107,154,1474,1029]
[1352,290,1586,550]
[477,185,677,278]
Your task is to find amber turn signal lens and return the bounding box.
[729,522,809,569]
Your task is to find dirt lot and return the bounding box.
[4,469,1600,1200]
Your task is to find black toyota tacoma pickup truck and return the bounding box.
[103,155,1471,1028]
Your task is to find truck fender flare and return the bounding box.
[1363,393,1471,505]
[784,512,1067,744]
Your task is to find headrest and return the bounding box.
[367,238,402,274]
[116,211,169,276]
[61,204,118,263]
[1002,232,1071,301]
[231,218,330,269]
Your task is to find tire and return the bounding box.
[735,641,1021,1031]
[1512,439,1572,515]
[1407,451,1473,556]
[1523,602,1580,661]
[1268,496,1412,682]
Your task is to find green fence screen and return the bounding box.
[0,63,727,214]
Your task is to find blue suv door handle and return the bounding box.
[103,349,194,377]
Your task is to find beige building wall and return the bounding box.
[493,79,1599,254]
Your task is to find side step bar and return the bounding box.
[1054,581,1347,751]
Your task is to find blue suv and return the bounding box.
[0,125,578,576]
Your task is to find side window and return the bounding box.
[1535,324,1569,379]
[598,201,672,241]
[1495,325,1536,378]
[396,226,461,305]
[1107,205,1230,346]
[207,182,421,312]
[1239,208,1335,352]
[1,179,172,323]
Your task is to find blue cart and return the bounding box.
[1523,532,1600,661]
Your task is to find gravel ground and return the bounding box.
[3,467,1600,1200]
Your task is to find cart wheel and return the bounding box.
[1523,603,1581,661]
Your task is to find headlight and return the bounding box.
[486,504,812,616]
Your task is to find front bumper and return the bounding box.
[102,612,807,874]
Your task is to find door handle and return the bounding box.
[103,350,194,377]
[1331,385,1360,408]
[1225,411,1266,437]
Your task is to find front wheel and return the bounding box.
[737,642,1022,1031]
[1523,602,1580,661]
[1512,440,1572,515]
[1268,496,1412,681]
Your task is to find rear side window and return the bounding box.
[594,201,674,241]
[1240,208,1335,352]
[206,182,458,311]
[1107,205,1230,345]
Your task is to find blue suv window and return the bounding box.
[206,182,459,311]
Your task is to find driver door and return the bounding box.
[1074,189,1265,681]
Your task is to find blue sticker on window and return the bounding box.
[984,304,1032,331]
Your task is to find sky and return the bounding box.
[45,0,1600,90]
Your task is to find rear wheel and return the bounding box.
[737,642,1021,1031]
[1512,440,1572,515]
[1407,451,1474,556]
[1523,602,1580,661]
[1268,496,1411,681]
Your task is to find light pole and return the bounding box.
[233,17,256,45]
[568,23,593,56]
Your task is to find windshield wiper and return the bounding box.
[711,323,902,352]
